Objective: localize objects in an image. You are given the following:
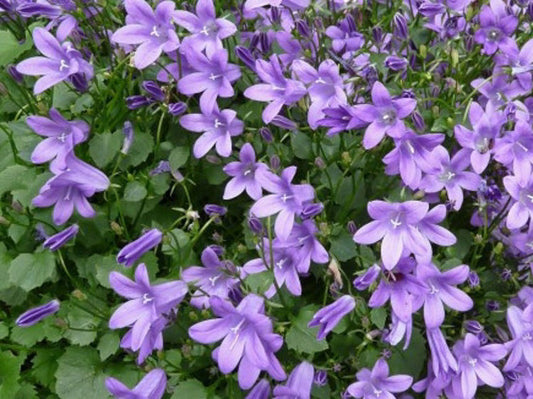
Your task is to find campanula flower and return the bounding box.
[273,361,314,398]
[105,368,166,399]
[43,224,78,251]
[246,379,271,399]
[308,295,355,340]
[16,299,60,327]
[117,229,163,267]
[494,121,533,179]
[474,0,517,55]
[503,174,533,230]
[504,305,533,371]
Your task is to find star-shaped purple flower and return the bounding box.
[105,368,166,399]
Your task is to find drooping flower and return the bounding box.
[222,143,268,200]
[352,200,429,269]
[105,368,166,399]
[474,0,517,55]
[416,263,473,328]
[426,328,458,377]
[16,299,60,327]
[173,0,236,56]
[346,358,413,399]
[16,27,93,94]
[43,224,78,251]
[111,0,180,69]
[450,333,507,399]
[189,295,286,389]
[178,48,241,113]
[109,263,187,351]
[308,295,355,340]
[419,147,482,210]
[180,102,243,158]
[116,229,163,267]
[250,166,315,240]
[353,264,381,291]
[273,361,314,399]
[246,379,271,399]
[353,81,417,149]
[181,247,241,308]
[244,55,307,123]
[26,108,89,169]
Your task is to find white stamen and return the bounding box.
[527,194,533,203]
[405,140,415,154]
[214,118,225,128]
[390,216,402,228]
[517,141,529,152]
[64,186,72,201]
[208,275,220,286]
[468,357,477,367]
[281,194,292,203]
[142,293,153,304]
[276,258,287,269]
[315,77,326,84]
[429,283,439,295]
[59,59,69,72]
[209,73,221,81]
[200,26,210,36]
[57,132,68,143]
[229,318,246,349]
[150,25,160,37]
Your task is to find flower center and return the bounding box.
[63,186,72,201]
[280,194,292,203]
[59,59,69,72]
[429,283,439,295]
[488,28,500,41]
[142,293,153,304]
[209,73,221,81]
[516,141,529,152]
[214,118,225,128]
[276,257,287,269]
[315,77,326,84]
[468,357,477,367]
[390,216,402,228]
[57,132,68,142]
[440,170,455,182]
[208,275,220,286]
[475,137,490,153]
[200,25,210,36]
[405,140,415,154]
[150,25,160,37]
[380,110,396,125]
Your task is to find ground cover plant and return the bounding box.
[1,0,533,397]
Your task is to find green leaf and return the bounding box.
[62,302,98,346]
[0,322,8,339]
[123,181,147,202]
[55,347,108,399]
[89,131,122,168]
[10,324,47,347]
[93,254,133,288]
[388,328,427,378]
[97,332,120,361]
[291,131,313,160]
[31,348,63,389]
[121,132,154,168]
[330,232,357,262]
[169,146,190,169]
[52,83,78,110]
[170,379,207,399]
[0,165,30,196]
[0,351,25,397]
[370,308,387,330]
[245,271,274,294]
[0,30,32,66]
[8,252,56,292]
[286,306,329,354]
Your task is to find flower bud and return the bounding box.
[296,19,311,37]
[384,56,408,71]
[43,224,79,251]
[270,154,280,170]
[149,161,171,176]
[204,204,227,217]
[468,271,480,287]
[464,320,484,334]
[301,203,324,219]
[270,115,297,130]
[126,95,151,110]
[168,102,187,116]
[412,111,426,131]
[142,80,165,101]
[248,216,264,235]
[7,64,23,83]
[121,121,134,154]
[353,264,381,291]
[16,300,60,327]
[117,228,163,267]
[313,370,328,386]
[236,46,256,71]
[259,127,273,143]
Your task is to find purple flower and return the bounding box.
[178,48,241,113]
[250,166,315,240]
[16,27,93,94]
[383,131,444,189]
[317,104,366,136]
[353,82,417,149]
[450,333,507,399]
[121,121,134,154]
[120,315,167,364]
[111,0,179,69]
[454,102,505,174]
[279,219,329,268]
[244,55,306,123]
[420,148,482,210]
[273,361,314,398]
[222,143,268,200]
[308,295,355,340]
[116,228,163,267]
[353,264,381,291]
[417,205,457,261]
[180,102,243,158]
[474,0,517,55]
[314,370,328,386]
[325,15,364,53]
[291,59,347,129]
[173,0,236,56]
[181,247,241,308]
[189,295,286,389]
[426,328,458,377]
[26,108,89,169]
[504,305,533,371]
[352,200,429,270]
[346,358,413,399]
[504,173,533,230]
[105,368,166,399]
[109,263,187,351]
[494,121,533,179]
[43,224,78,251]
[417,263,473,328]
[246,379,271,399]
[168,102,187,116]
[32,155,110,225]
[16,299,60,327]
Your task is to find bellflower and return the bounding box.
[26,108,89,169]
[317,104,366,136]
[352,200,428,269]
[178,48,241,113]
[32,155,110,225]
[189,295,286,389]
[426,328,459,377]
[382,131,444,189]
[222,143,268,200]
[248,167,313,240]
[281,219,329,268]
[116,228,163,267]
[308,295,355,340]
[246,379,271,399]
[494,121,533,179]
[43,224,78,251]
[506,38,533,90]
[244,55,307,123]
[16,27,93,94]
[173,0,236,56]
[291,59,347,129]
[417,205,457,262]
[111,0,179,69]
[346,358,413,399]
[416,263,473,328]
[273,361,314,399]
[105,368,166,399]
[120,316,167,364]
[504,174,533,230]
[180,102,243,158]
[420,147,482,210]
[450,333,507,399]
[353,264,381,291]
[504,305,533,371]
[181,247,241,309]
[353,81,417,149]
[325,15,364,53]
[474,0,517,55]
[16,299,60,327]
[109,263,188,351]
